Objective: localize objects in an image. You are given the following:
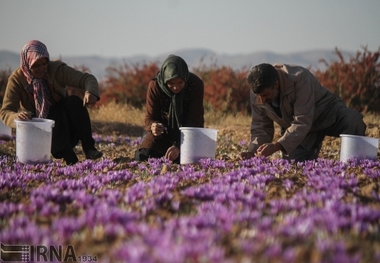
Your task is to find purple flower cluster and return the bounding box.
[0,149,380,262]
[92,133,141,147]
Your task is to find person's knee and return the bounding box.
[135,148,149,161]
[354,113,366,135]
[64,95,90,120]
[135,148,163,161]
[344,111,366,135]
[65,95,83,108]
[284,144,320,163]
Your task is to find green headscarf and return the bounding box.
[156,55,189,129]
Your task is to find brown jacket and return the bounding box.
[248,64,344,155]
[0,60,99,128]
[139,72,204,153]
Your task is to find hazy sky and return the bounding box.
[1,0,379,59]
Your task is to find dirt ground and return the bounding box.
[91,118,380,163]
[1,118,379,162]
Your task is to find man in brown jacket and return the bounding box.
[241,63,366,162]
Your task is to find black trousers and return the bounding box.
[48,95,95,157]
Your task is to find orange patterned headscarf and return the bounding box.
[20,40,51,118]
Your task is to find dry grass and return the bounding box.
[88,102,379,139]
[90,101,379,127]
[88,102,252,129]
[88,101,146,137]
[89,101,145,126]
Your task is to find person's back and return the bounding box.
[272,64,345,132]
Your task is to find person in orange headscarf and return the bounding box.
[0,40,102,164]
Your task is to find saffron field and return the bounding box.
[0,107,379,263]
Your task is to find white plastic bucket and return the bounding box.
[179,127,218,164]
[340,134,379,162]
[0,120,12,140]
[14,118,55,164]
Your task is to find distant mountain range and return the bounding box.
[0,48,354,81]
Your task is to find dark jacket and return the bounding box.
[139,72,204,154]
[248,63,345,155]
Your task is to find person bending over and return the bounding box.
[241,63,366,162]
[0,40,102,164]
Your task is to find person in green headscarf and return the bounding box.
[135,54,204,163]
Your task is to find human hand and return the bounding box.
[165,145,180,161]
[83,92,98,106]
[240,151,255,160]
[256,143,282,157]
[151,122,166,136]
[17,111,32,121]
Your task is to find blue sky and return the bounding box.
[1,0,379,59]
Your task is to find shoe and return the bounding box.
[85,149,103,160]
[65,154,78,165]
[56,145,78,165]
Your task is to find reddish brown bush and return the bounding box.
[1,47,379,115]
[100,61,251,113]
[99,62,159,108]
[193,64,250,114]
[313,46,380,113]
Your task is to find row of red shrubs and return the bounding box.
[1,47,379,114]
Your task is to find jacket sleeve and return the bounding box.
[183,73,204,127]
[276,70,315,154]
[52,62,100,100]
[144,81,162,133]
[0,72,32,128]
[248,90,274,153]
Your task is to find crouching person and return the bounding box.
[0,40,102,165]
[135,55,204,163]
[241,63,366,162]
